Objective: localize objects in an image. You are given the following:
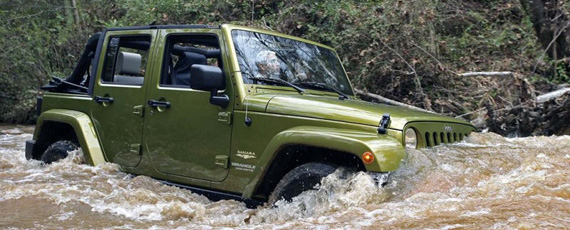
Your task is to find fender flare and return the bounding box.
[241,126,405,198]
[33,109,106,166]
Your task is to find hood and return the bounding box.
[262,95,471,130]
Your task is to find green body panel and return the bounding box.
[34,109,105,165]
[143,28,233,182]
[90,29,158,168]
[31,24,477,200]
[258,126,405,172]
[210,109,405,196]
[240,126,405,198]
[40,93,92,113]
[266,94,472,129]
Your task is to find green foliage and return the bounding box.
[0,0,567,123]
[554,62,570,83]
[1,0,73,122]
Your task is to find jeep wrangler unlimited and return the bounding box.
[26,24,475,206]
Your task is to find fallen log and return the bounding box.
[354,89,436,114]
[458,71,514,77]
[536,87,570,103]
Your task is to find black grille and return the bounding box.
[424,131,470,147]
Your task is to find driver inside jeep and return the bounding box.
[254,50,310,83]
[254,50,281,80]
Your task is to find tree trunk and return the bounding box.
[63,0,74,28]
[519,0,569,60]
[71,0,82,33]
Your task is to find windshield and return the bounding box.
[231,30,353,95]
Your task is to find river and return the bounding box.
[0,125,568,229]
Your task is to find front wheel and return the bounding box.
[268,162,337,204]
[40,140,79,164]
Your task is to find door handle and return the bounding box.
[94,96,114,104]
[147,100,171,109]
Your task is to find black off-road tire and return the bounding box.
[40,140,79,164]
[268,162,337,204]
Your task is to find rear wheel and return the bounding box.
[268,162,337,204]
[40,140,79,164]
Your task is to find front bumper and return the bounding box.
[25,140,36,160]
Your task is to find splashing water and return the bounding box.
[0,126,569,229]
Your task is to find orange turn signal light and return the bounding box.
[362,152,374,164]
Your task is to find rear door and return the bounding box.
[143,28,233,182]
[91,30,158,167]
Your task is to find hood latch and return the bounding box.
[377,113,391,134]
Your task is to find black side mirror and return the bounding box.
[190,64,229,108]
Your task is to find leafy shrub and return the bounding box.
[0,0,567,123]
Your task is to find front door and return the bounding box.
[143,30,233,182]
[91,30,157,167]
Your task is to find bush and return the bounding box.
[0,0,567,123]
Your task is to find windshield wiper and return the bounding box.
[248,76,306,94]
[298,82,350,100]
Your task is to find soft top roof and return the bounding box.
[105,24,219,31]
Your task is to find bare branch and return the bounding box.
[377,36,431,110]
[458,72,514,77]
[536,87,570,103]
[533,21,570,72]
[455,107,486,118]
[412,43,458,75]
[354,89,436,114]
[377,39,416,75]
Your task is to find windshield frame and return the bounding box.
[229,28,355,97]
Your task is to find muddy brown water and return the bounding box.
[0,125,569,229]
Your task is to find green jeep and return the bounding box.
[25,24,475,206]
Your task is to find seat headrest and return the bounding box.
[116,52,141,76]
[174,52,207,73]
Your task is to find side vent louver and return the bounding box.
[433,132,439,146]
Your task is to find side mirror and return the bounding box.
[190,64,229,108]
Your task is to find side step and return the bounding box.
[160,180,264,209]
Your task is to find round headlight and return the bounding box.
[405,128,417,149]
